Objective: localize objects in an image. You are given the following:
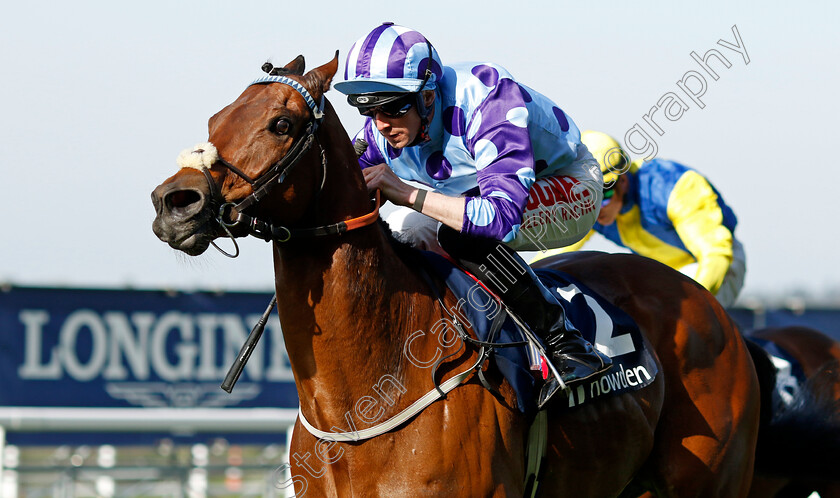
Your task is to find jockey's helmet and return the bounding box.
[335,22,443,108]
[581,130,629,189]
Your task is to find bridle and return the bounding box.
[202,72,384,395]
[203,74,380,257]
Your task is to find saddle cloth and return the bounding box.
[421,252,658,413]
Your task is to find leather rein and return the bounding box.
[212,73,382,395]
[203,74,380,257]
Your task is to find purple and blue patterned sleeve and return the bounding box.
[354,122,387,169]
[462,72,535,242]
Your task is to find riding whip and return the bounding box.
[221,294,277,393]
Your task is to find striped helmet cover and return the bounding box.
[336,22,444,94]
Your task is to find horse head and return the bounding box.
[151,52,367,256]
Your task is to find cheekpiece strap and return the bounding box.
[249,75,325,121]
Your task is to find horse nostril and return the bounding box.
[169,190,200,208]
[165,189,204,217]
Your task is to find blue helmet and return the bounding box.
[334,22,443,96]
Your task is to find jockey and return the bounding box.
[335,22,612,407]
[536,130,746,307]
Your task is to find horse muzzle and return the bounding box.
[151,174,219,256]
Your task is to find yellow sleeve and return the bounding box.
[530,230,595,263]
[666,171,733,294]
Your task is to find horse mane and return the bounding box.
[336,218,428,308]
[378,218,424,262]
[376,217,451,307]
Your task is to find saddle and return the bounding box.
[419,251,658,414]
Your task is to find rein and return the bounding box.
[205,74,380,395]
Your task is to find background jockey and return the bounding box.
[536,130,746,308]
[334,22,611,407]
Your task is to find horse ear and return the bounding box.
[302,50,339,99]
[283,55,306,75]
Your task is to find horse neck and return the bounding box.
[273,110,436,424]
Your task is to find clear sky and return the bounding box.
[1,0,838,304]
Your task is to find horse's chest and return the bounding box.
[292,423,514,496]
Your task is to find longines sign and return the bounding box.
[0,287,298,409]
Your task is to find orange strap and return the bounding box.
[344,190,381,231]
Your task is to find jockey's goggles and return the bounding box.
[349,92,415,118]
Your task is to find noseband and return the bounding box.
[186,74,379,257]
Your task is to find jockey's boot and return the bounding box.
[438,226,612,407]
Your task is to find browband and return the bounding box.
[250,75,325,121]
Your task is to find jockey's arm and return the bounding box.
[363,163,466,231]
[413,189,466,232]
[666,171,734,295]
[358,79,546,243]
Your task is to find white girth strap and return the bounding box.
[297,355,483,442]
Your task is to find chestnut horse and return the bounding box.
[746,326,840,498]
[151,54,760,496]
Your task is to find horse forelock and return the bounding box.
[263,62,295,76]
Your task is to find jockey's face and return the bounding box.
[373,107,420,149]
[597,174,628,225]
[372,91,435,149]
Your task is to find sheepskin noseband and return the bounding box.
[177,142,219,171]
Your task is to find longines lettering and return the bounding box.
[17,309,293,382]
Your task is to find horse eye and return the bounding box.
[272,118,291,135]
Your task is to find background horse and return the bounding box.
[151,53,761,496]
[746,326,840,498]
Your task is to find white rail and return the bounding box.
[0,407,298,432]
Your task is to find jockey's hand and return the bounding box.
[363,163,466,232]
[363,163,414,207]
